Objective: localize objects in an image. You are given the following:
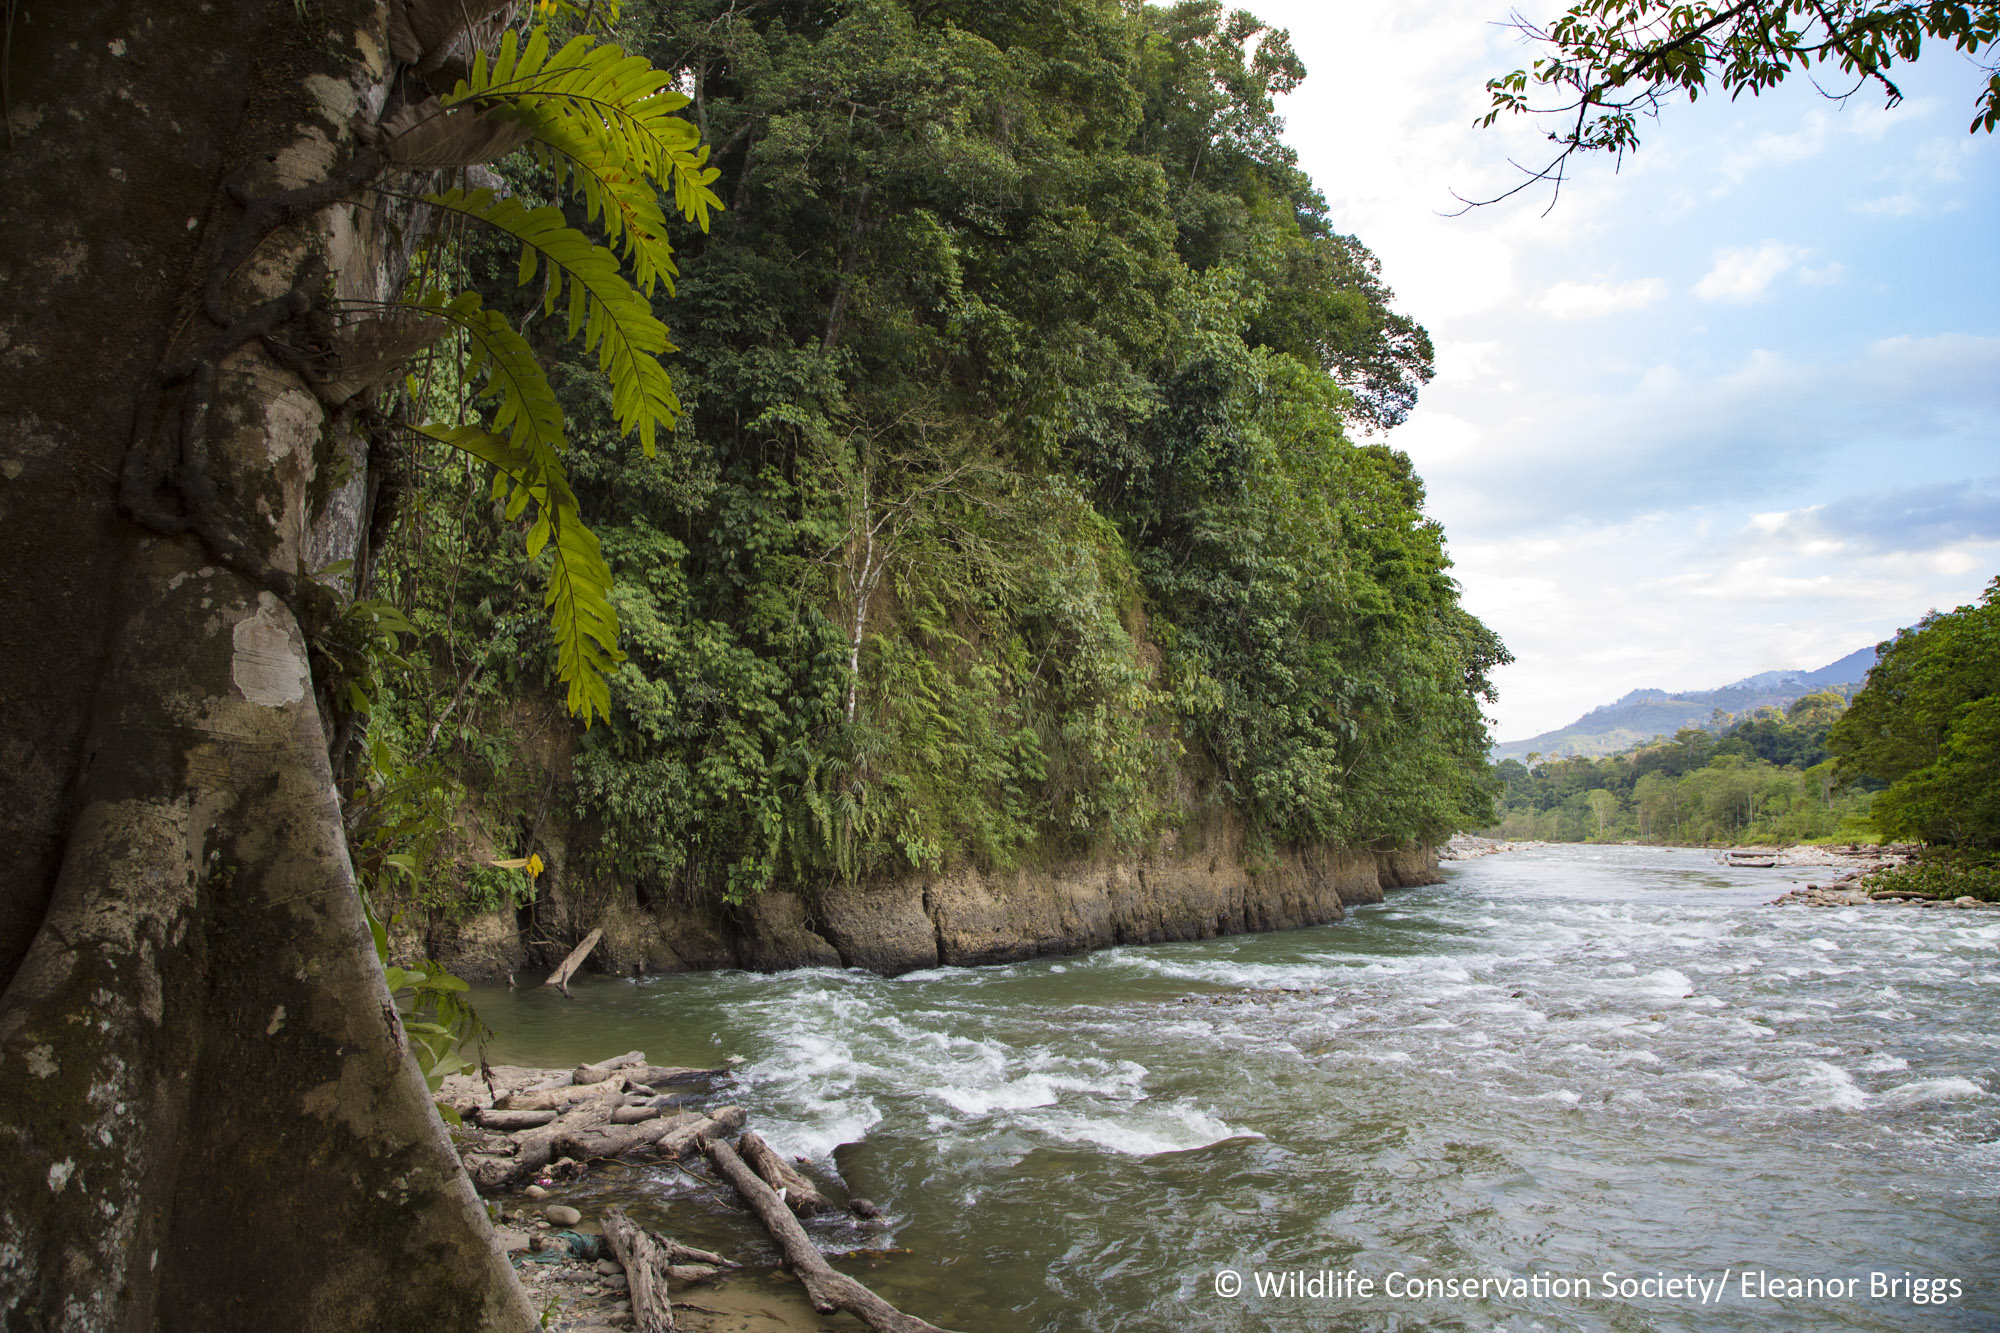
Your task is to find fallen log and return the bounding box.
[703,1136,960,1333]
[635,1065,723,1089]
[497,1079,629,1114]
[656,1239,738,1270]
[568,1107,747,1162]
[546,927,604,997]
[463,1096,618,1192]
[604,1207,676,1333]
[462,1104,746,1193]
[738,1130,833,1217]
[574,1050,647,1085]
[611,1104,663,1125]
[436,1063,574,1112]
[473,1108,558,1131]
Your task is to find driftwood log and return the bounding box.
[472,1107,558,1131]
[611,1104,663,1125]
[574,1050,647,1084]
[634,1065,721,1089]
[655,1238,738,1270]
[603,1208,675,1333]
[497,1079,629,1114]
[546,927,604,997]
[704,1136,960,1333]
[739,1130,833,1216]
[462,1104,745,1193]
[568,1107,747,1163]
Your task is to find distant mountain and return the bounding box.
[1491,646,1878,762]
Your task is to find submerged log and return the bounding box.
[546,927,604,997]
[574,1050,647,1084]
[604,1208,676,1333]
[739,1131,833,1217]
[703,1137,960,1333]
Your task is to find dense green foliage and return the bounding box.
[1829,578,2000,851]
[1486,691,1873,843]
[368,0,1506,913]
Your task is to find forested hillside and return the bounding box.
[356,0,1507,935]
[1485,692,1874,845]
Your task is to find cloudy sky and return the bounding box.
[1247,1,2000,741]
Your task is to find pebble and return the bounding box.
[524,1184,550,1200]
[595,1259,622,1276]
[545,1204,582,1227]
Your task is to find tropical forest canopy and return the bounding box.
[360,0,1508,917]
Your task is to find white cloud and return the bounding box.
[1537,277,1668,319]
[1694,241,1808,302]
[1852,192,1925,216]
[1232,2,2000,738]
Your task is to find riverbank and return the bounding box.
[417,831,1445,982]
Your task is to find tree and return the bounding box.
[0,0,710,1322]
[1475,0,2000,203]
[1586,787,1619,836]
[1829,578,2000,848]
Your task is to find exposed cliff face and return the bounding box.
[424,836,1442,980]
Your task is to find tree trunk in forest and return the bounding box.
[0,1,533,1327]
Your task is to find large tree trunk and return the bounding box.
[0,1,533,1327]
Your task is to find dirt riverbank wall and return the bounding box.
[417,833,1442,980]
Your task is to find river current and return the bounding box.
[471,845,1999,1330]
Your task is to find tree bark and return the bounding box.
[703,1137,959,1333]
[0,1,532,1326]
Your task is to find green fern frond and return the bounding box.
[524,128,679,296]
[413,291,567,477]
[449,27,723,232]
[424,186,681,453]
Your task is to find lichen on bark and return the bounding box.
[0,1,533,1326]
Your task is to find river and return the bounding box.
[470,844,1999,1330]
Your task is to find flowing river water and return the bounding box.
[470,845,1999,1330]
